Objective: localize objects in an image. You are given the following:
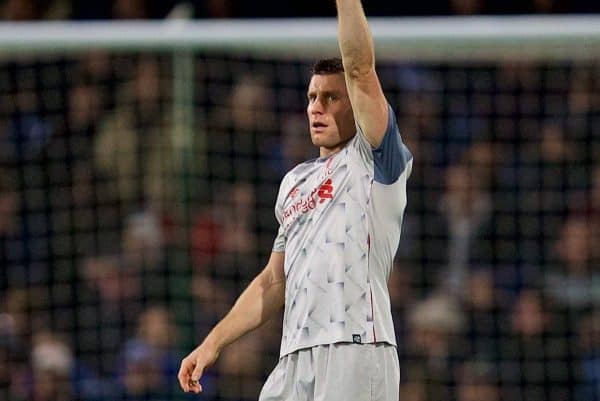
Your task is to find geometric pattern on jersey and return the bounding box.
[273,104,412,357]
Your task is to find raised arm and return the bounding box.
[336,0,389,148]
[178,251,285,394]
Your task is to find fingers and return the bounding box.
[177,358,193,392]
[178,356,206,394]
[191,364,205,393]
[189,378,203,393]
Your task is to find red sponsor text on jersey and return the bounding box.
[317,179,333,203]
[283,179,335,227]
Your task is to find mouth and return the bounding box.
[311,122,328,133]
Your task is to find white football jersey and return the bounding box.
[273,104,413,357]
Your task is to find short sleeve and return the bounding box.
[272,225,286,252]
[371,104,413,185]
[272,174,289,252]
[351,104,412,184]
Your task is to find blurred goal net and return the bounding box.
[0,17,599,401]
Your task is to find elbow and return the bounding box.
[343,55,375,81]
[347,65,373,81]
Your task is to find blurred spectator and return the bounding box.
[2,89,53,164]
[228,74,275,133]
[501,290,575,401]
[191,274,233,340]
[266,112,316,175]
[588,164,600,226]
[389,262,417,315]
[29,332,80,401]
[205,72,279,229]
[2,287,52,349]
[455,359,500,401]
[42,75,110,259]
[118,341,163,400]
[123,210,165,271]
[448,0,485,15]
[461,269,503,360]
[93,57,175,215]
[394,73,447,292]
[1,0,45,20]
[117,306,181,400]
[536,121,586,201]
[63,76,103,148]
[192,0,234,18]
[0,290,28,401]
[568,67,597,119]
[578,311,600,401]
[403,294,466,401]
[216,332,264,401]
[0,169,21,289]
[530,0,600,13]
[112,0,148,19]
[439,161,493,292]
[495,119,587,267]
[389,261,418,354]
[192,182,260,288]
[545,216,599,311]
[399,381,427,401]
[121,209,177,310]
[76,254,142,377]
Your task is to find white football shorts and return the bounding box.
[259,342,399,401]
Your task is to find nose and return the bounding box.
[309,97,324,115]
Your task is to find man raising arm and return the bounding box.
[179,0,412,399]
[337,0,389,148]
[256,2,411,400]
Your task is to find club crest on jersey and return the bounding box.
[317,157,336,181]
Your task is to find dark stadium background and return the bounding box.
[0,1,599,400]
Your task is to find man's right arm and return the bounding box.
[178,251,285,394]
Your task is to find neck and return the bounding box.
[319,137,353,158]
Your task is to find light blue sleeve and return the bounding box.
[372,104,413,185]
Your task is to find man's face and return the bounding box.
[306,73,356,152]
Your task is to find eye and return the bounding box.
[327,94,336,102]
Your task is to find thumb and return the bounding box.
[191,363,205,383]
[190,364,205,393]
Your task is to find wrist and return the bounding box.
[203,331,224,354]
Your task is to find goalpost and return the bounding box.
[0,17,598,401]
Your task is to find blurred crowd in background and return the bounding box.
[1,2,600,401]
[1,0,600,20]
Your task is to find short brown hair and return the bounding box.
[312,58,344,75]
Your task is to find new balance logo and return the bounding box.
[317,179,333,203]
